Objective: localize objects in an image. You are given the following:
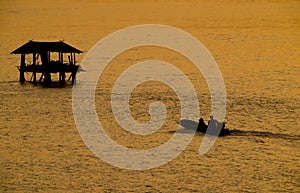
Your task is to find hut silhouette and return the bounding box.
[11,40,82,85]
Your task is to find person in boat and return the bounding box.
[197,118,207,132]
[208,115,217,128]
[208,115,226,130]
[197,116,229,135]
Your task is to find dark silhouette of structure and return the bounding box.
[196,117,229,136]
[11,40,82,85]
[197,118,208,133]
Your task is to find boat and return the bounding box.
[197,117,230,136]
[179,119,231,136]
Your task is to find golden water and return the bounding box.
[1,0,299,192]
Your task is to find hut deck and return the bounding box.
[19,63,79,73]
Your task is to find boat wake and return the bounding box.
[178,119,300,140]
[229,129,300,140]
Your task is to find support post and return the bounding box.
[41,51,51,85]
[59,54,66,85]
[32,53,36,84]
[70,53,76,84]
[73,53,76,65]
[59,71,66,85]
[19,54,25,83]
[70,53,73,65]
[71,71,76,85]
[61,53,63,64]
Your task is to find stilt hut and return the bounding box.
[11,40,82,85]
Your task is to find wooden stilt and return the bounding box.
[41,51,51,85]
[68,55,71,64]
[19,54,26,83]
[59,72,66,84]
[32,53,36,84]
[61,53,63,64]
[58,52,65,85]
[44,70,51,85]
[70,53,73,65]
[73,53,76,65]
[62,72,66,84]
[71,72,76,85]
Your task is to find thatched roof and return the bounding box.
[11,40,82,54]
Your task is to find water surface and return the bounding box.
[0,0,299,192]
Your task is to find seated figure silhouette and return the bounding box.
[208,115,217,128]
[197,118,208,132]
[197,116,230,136]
